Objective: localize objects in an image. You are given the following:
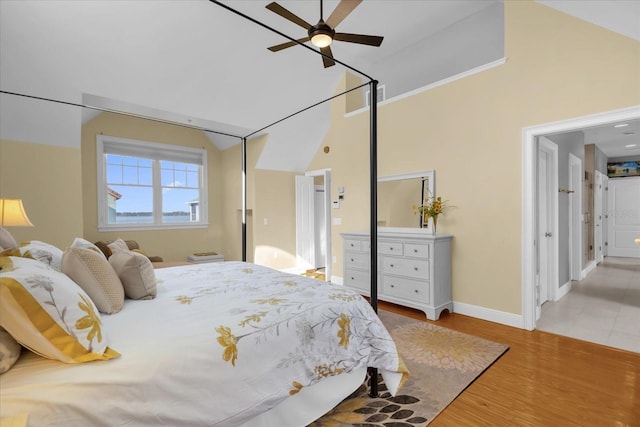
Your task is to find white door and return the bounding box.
[295,175,315,270]
[536,137,558,317]
[569,154,582,280]
[594,170,605,263]
[314,186,326,268]
[607,177,640,258]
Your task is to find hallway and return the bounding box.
[537,256,640,353]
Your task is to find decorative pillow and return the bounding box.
[0,228,18,250]
[70,237,105,257]
[61,247,125,314]
[0,240,63,272]
[94,241,112,259]
[107,238,130,254]
[109,251,157,300]
[0,256,119,363]
[0,326,21,374]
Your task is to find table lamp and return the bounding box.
[0,199,34,227]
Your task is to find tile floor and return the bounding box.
[537,256,640,353]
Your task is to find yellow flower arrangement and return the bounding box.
[412,196,450,232]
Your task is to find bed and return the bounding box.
[0,253,407,427]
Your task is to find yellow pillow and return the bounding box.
[0,256,119,363]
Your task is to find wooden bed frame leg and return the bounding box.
[368,367,379,397]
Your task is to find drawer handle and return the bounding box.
[390,264,394,268]
[414,289,419,293]
[390,284,395,288]
[390,247,394,251]
[351,277,355,280]
[351,258,354,262]
[413,249,418,253]
[414,267,418,271]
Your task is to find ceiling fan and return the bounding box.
[266,0,384,68]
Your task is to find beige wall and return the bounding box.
[0,139,83,248]
[220,135,298,270]
[308,1,640,314]
[81,112,224,262]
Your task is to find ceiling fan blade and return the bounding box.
[266,2,312,30]
[267,37,311,52]
[326,0,362,28]
[334,32,383,46]
[320,45,336,68]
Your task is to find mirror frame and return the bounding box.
[377,170,435,232]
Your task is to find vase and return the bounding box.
[431,215,438,235]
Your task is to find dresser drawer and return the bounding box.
[345,251,370,269]
[344,269,370,292]
[404,243,429,259]
[344,239,363,252]
[383,275,429,304]
[382,257,429,279]
[378,241,403,256]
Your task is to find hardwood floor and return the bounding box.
[380,301,640,426]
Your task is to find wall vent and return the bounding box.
[364,84,386,107]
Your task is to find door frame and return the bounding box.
[522,105,640,330]
[594,170,605,264]
[568,153,582,281]
[305,168,332,281]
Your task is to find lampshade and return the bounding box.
[0,199,34,227]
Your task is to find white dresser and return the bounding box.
[342,230,453,320]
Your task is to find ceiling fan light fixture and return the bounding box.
[309,21,335,48]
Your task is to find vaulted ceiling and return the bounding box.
[1,1,638,170]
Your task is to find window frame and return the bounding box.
[96,135,208,231]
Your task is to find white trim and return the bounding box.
[345,57,507,118]
[331,276,343,285]
[522,105,640,331]
[96,134,208,230]
[452,301,523,329]
[582,260,597,279]
[555,280,572,302]
[568,153,582,281]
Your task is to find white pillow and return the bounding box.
[0,256,119,363]
[109,251,157,300]
[0,227,18,250]
[61,247,125,314]
[0,326,21,374]
[71,237,105,258]
[107,238,130,254]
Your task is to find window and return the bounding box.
[97,135,208,230]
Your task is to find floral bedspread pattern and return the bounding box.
[159,262,407,422]
[0,261,406,427]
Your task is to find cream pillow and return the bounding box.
[0,256,119,363]
[61,247,125,314]
[109,251,157,300]
[107,238,130,254]
[0,326,21,374]
[0,228,18,250]
[70,237,105,258]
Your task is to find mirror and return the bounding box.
[377,170,435,229]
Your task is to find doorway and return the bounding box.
[522,105,640,330]
[295,169,332,281]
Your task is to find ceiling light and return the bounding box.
[614,123,629,128]
[625,144,638,148]
[309,21,335,48]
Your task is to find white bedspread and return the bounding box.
[0,262,407,426]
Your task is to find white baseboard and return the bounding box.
[331,276,343,285]
[582,261,596,279]
[452,301,524,329]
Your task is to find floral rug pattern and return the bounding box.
[311,310,509,426]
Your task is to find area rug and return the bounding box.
[310,310,509,426]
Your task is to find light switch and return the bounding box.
[332,200,340,209]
